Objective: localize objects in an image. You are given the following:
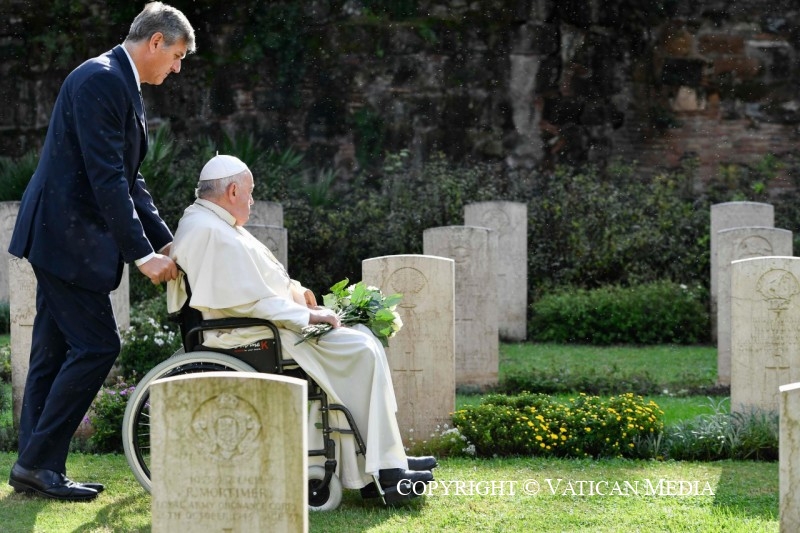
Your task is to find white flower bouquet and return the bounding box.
[296,279,403,347]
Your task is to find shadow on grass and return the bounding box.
[69,494,151,533]
[308,488,425,531]
[0,491,47,533]
[713,462,778,521]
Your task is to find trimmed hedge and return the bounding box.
[529,281,709,345]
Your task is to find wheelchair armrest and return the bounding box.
[185,317,283,355]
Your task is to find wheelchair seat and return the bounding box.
[174,273,291,375]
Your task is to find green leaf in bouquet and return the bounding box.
[383,294,402,308]
[374,308,395,322]
[329,278,350,296]
[322,293,338,309]
[350,282,368,305]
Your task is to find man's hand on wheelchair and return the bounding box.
[138,254,179,285]
[308,308,341,328]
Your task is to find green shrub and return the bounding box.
[0,343,10,383]
[0,301,9,335]
[499,365,660,396]
[87,376,136,453]
[525,161,709,294]
[0,381,15,452]
[452,392,664,459]
[529,281,709,345]
[118,296,181,378]
[0,149,38,201]
[662,399,778,461]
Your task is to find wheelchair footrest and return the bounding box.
[360,480,424,504]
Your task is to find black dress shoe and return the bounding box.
[9,463,98,501]
[379,468,434,487]
[70,479,105,493]
[407,455,438,470]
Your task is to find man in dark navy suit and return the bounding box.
[7,2,195,501]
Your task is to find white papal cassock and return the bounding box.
[167,199,408,488]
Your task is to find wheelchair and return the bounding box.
[121,279,414,511]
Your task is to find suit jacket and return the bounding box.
[9,45,173,293]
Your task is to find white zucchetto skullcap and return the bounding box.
[199,154,249,181]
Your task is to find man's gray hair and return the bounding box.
[125,1,196,53]
[195,172,248,200]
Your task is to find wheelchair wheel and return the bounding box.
[307,465,343,511]
[122,349,257,493]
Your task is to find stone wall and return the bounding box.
[1,0,798,180]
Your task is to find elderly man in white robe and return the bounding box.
[166,154,436,495]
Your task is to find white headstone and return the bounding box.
[716,227,792,386]
[111,265,131,332]
[9,257,35,426]
[779,381,800,532]
[423,226,499,389]
[249,201,284,227]
[9,258,130,426]
[0,201,20,303]
[150,372,308,533]
[362,254,456,445]
[464,201,528,341]
[710,202,774,341]
[246,224,288,270]
[731,256,800,413]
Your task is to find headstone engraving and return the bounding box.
[362,255,456,444]
[464,201,528,341]
[731,256,800,413]
[423,226,499,389]
[779,382,800,532]
[245,224,289,270]
[710,202,774,341]
[150,372,308,533]
[716,227,792,386]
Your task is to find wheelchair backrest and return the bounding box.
[172,270,286,374]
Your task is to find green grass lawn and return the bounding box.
[0,452,777,532]
[500,342,718,392]
[0,342,778,532]
[457,342,726,427]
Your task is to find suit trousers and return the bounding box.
[17,266,121,473]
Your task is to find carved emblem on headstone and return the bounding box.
[756,269,800,311]
[387,267,427,309]
[191,393,261,461]
[480,208,510,231]
[735,235,773,259]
